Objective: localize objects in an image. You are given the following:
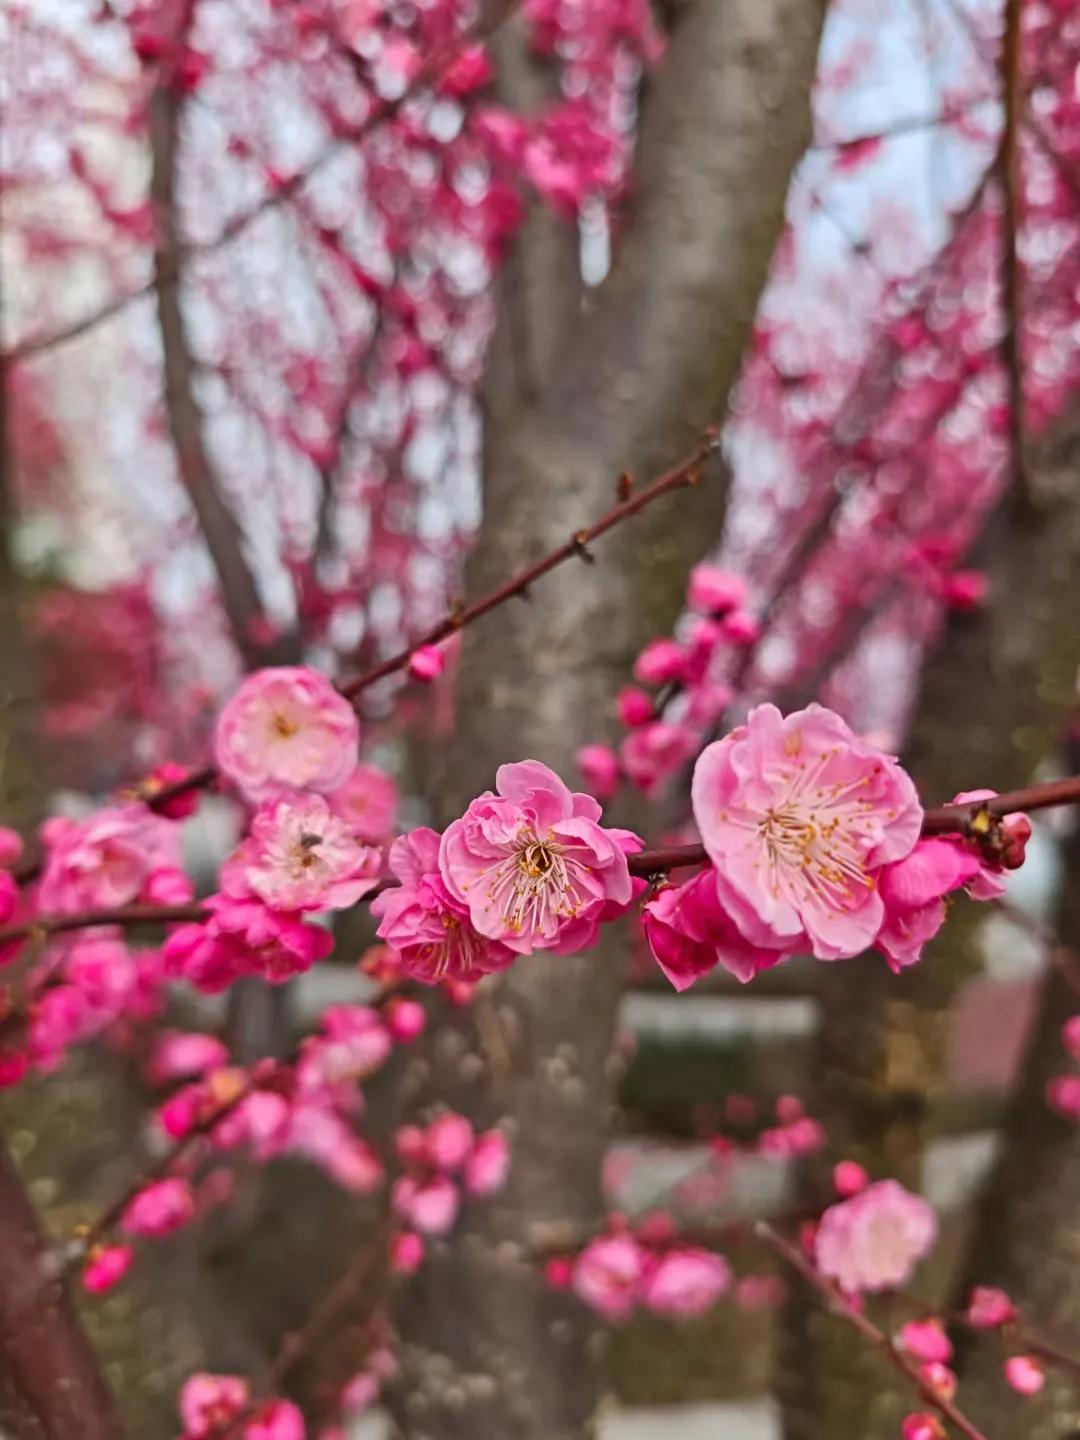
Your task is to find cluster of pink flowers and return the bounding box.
[177,1373,304,1440]
[549,1217,731,1323]
[392,1112,509,1244]
[38,804,188,914]
[813,1175,937,1294]
[577,563,760,803]
[643,704,1030,989]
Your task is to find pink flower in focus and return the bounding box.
[572,1234,647,1321]
[634,639,688,686]
[688,564,746,616]
[576,744,620,803]
[897,1319,953,1363]
[225,794,381,912]
[214,666,359,801]
[82,1244,133,1294]
[966,1285,1016,1328]
[833,1160,869,1197]
[122,1177,195,1237]
[372,828,516,982]
[814,1180,936,1293]
[875,838,981,971]
[326,762,397,845]
[408,645,445,681]
[692,705,922,961]
[640,1248,731,1317]
[642,869,792,990]
[38,806,181,913]
[465,1130,510,1196]
[180,1373,249,1437]
[439,762,636,955]
[1004,1355,1045,1395]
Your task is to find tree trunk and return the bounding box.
[387,3,826,1436]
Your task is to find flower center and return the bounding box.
[271,710,299,739]
[483,828,589,937]
[292,831,324,872]
[518,842,555,878]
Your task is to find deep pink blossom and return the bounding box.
[620,722,695,795]
[245,1399,306,1440]
[141,761,200,819]
[940,569,988,612]
[1004,1355,1045,1395]
[692,705,922,961]
[0,826,24,866]
[439,762,636,954]
[164,895,333,991]
[901,1415,944,1440]
[426,1113,474,1170]
[179,1373,249,1437]
[640,1248,731,1317]
[576,744,620,803]
[147,1031,230,1085]
[390,1230,425,1274]
[1063,1016,1080,1059]
[617,686,654,727]
[833,1160,869,1197]
[966,1285,1017,1328]
[121,1177,195,1237]
[1047,1074,1080,1119]
[571,1234,647,1321]
[214,666,359,801]
[82,1244,133,1294]
[897,1319,953,1364]
[634,639,688,686]
[688,564,746,616]
[224,794,381,912]
[385,997,426,1042]
[814,1180,936,1293]
[0,871,17,927]
[721,611,760,645]
[38,805,181,913]
[372,827,516,981]
[408,645,446,681]
[875,838,982,971]
[642,869,792,989]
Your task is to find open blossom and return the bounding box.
[327,762,397,844]
[38,806,181,914]
[224,795,381,913]
[571,1234,648,1321]
[692,704,922,961]
[1004,1355,1045,1395]
[640,1248,731,1317]
[372,828,516,981]
[815,1180,936,1293]
[642,868,791,990]
[122,1177,195,1237]
[439,761,637,954]
[214,666,359,801]
[180,1374,250,1438]
[874,838,981,971]
[164,894,333,991]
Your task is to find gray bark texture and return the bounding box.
[387,2,827,1436]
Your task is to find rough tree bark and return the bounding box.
[386,3,827,1437]
[777,415,1080,1438]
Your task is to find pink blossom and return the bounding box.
[874,838,981,971]
[372,827,516,981]
[919,1361,956,1399]
[213,666,359,801]
[144,866,196,905]
[814,1180,936,1293]
[620,722,695,794]
[642,869,791,990]
[901,1414,944,1440]
[224,795,381,912]
[439,762,636,955]
[572,1234,647,1321]
[82,1244,133,1294]
[0,871,17,926]
[634,639,688,686]
[140,761,200,819]
[576,744,620,803]
[1004,1355,1045,1395]
[164,895,333,991]
[385,997,426,1042]
[147,1031,230,1085]
[0,826,24,866]
[897,1319,953,1363]
[392,1174,460,1235]
[688,564,746,616]
[464,1130,510,1196]
[38,805,181,913]
[966,1285,1016,1328]
[617,686,655,727]
[940,569,988,611]
[179,1373,250,1437]
[721,611,761,645]
[426,1112,475,1170]
[833,1160,869,1197]
[1047,1074,1080,1119]
[390,1230,425,1274]
[950,790,1032,896]
[640,1248,731,1317]
[692,705,922,961]
[1063,1016,1080,1059]
[408,644,445,681]
[326,762,397,845]
[122,1177,195,1237]
[245,1399,306,1440]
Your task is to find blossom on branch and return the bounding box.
[814,1179,936,1294]
[223,794,382,913]
[38,806,181,913]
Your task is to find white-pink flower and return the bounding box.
[691,704,923,961]
[815,1179,936,1293]
[38,806,181,914]
[439,760,636,954]
[224,795,381,913]
[571,1233,647,1321]
[214,666,359,802]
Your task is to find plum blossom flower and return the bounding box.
[692,705,922,961]
[966,1285,1016,1328]
[620,721,695,794]
[874,838,981,971]
[214,666,358,801]
[372,828,516,982]
[0,826,24,866]
[640,1248,731,1317]
[244,1399,305,1440]
[439,762,637,954]
[82,1244,133,1294]
[464,1130,510,1196]
[122,1177,195,1237]
[642,868,792,990]
[224,795,381,913]
[392,1174,460,1235]
[897,1319,953,1364]
[571,1234,647,1321]
[326,762,397,844]
[0,870,17,927]
[1004,1355,1045,1395]
[902,1414,945,1440]
[147,1031,230,1085]
[164,894,332,990]
[407,644,445,681]
[634,639,688,686]
[575,743,620,803]
[833,1160,869,1197]
[687,564,746,616]
[179,1373,250,1438]
[38,806,181,913]
[814,1180,936,1293]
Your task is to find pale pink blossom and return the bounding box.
[407,645,445,681]
[214,666,358,801]
[372,827,516,981]
[571,1234,647,1321]
[640,1248,731,1317]
[966,1285,1016,1328]
[392,1174,460,1235]
[122,1177,195,1237]
[327,762,397,844]
[82,1244,133,1294]
[1004,1355,1045,1395]
[642,869,792,989]
[464,1130,510,1196]
[814,1180,936,1293]
[634,639,688,686]
[439,762,636,954]
[225,794,381,913]
[576,743,620,802]
[897,1319,953,1363]
[180,1374,250,1438]
[38,805,181,914]
[688,564,746,616]
[692,705,922,961]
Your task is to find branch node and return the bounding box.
[572,530,596,563]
